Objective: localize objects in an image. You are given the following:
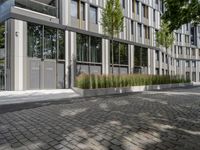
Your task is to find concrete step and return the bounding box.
[0,89,80,105]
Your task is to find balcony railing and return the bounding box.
[0,0,57,17]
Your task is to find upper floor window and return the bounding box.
[131,20,134,35]
[144,25,150,39]
[185,35,190,43]
[71,0,78,18]
[192,48,195,56]
[138,23,142,37]
[121,0,125,9]
[81,2,85,21]
[153,10,156,22]
[90,6,98,24]
[155,0,159,4]
[136,0,140,15]
[156,50,159,61]
[142,4,148,19]
[132,0,135,13]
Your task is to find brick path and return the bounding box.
[0,87,200,150]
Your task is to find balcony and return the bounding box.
[0,0,57,17]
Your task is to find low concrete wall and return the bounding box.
[73,83,193,97]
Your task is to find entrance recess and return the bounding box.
[27,23,65,90]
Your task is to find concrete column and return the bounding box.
[7,19,26,91]
[70,31,77,87]
[61,0,69,25]
[102,39,109,75]
[130,45,134,74]
[148,48,151,74]
[65,30,70,88]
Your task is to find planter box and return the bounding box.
[73,83,193,97]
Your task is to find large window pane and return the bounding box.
[91,36,102,63]
[0,24,5,49]
[134,46,141,66]
[58,30,65,60]
[119,43,128,65]
[28,23,42,58]
[44,26,57,59]
[77,34,89,62]
[89,6,97,24]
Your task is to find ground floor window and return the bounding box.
[192,72,196,82]
[28,23,65,60]
[0,23,5,90]
[156,68,159,75]
[134,46,148,74]
[76,33,102,75]
[110,41,128,74]
[186,72,190,80]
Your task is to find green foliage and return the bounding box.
[76,74,190,89]
[101,0,124,37]
[162,0,200,31]
[101,0,124,73]
[0,24,5,49]
[156,21,174,50]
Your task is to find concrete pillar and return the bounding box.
[130,45,134,74]
[65,30,70,88]
[102,39,109,75]
[69,31,76,87]
[6,19,27,91]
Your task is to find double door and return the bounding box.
[28,58,65,89]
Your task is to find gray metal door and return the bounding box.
[29,59,40,89]
[28,59,57,89]
[43,60,56,89]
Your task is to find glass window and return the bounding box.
[77,33,102,63]
[119,43,128,65]
[131,20,134,35]
[77,34,89,62]
[121,0,125,8]
[71,0,78,18]
[44,26,57,59]
[136,0,139,15]
[110,41,128,65]
[134,46,148,67]
[90,6,97,24]
[138,23,142,37]
[81,2,85,20]
[0,24,5,49]
[91,36,102,63]
[186,61,190,67]
[58,30,65,60]
[28,23,43,58]
[156,50,159,61]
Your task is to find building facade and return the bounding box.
[0,0,200,91]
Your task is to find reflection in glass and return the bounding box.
[44,26,57,59]
[28,23,42,58]
[77,34,89,62]
[71,0,78,18]
[89,6,97,24]
[91,36,102,63]
[58,30,65,60]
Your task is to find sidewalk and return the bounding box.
[0,89,80,105]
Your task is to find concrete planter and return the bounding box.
[73,83,193,97]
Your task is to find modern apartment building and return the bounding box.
[0,0,200,91]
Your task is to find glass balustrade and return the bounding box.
[0,0,57,17]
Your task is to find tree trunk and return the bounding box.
[111,38,114,74]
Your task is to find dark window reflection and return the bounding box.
[28,23,43,58]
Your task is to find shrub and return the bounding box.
[75,73,191,89]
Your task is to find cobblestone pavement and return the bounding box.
[0,87,200,150]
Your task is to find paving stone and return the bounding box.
[0,87,200,150]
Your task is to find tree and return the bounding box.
[156,21,174,75]
[101,0,124,74]
[162,0,200,32]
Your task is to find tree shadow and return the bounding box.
[0,90,200,150]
